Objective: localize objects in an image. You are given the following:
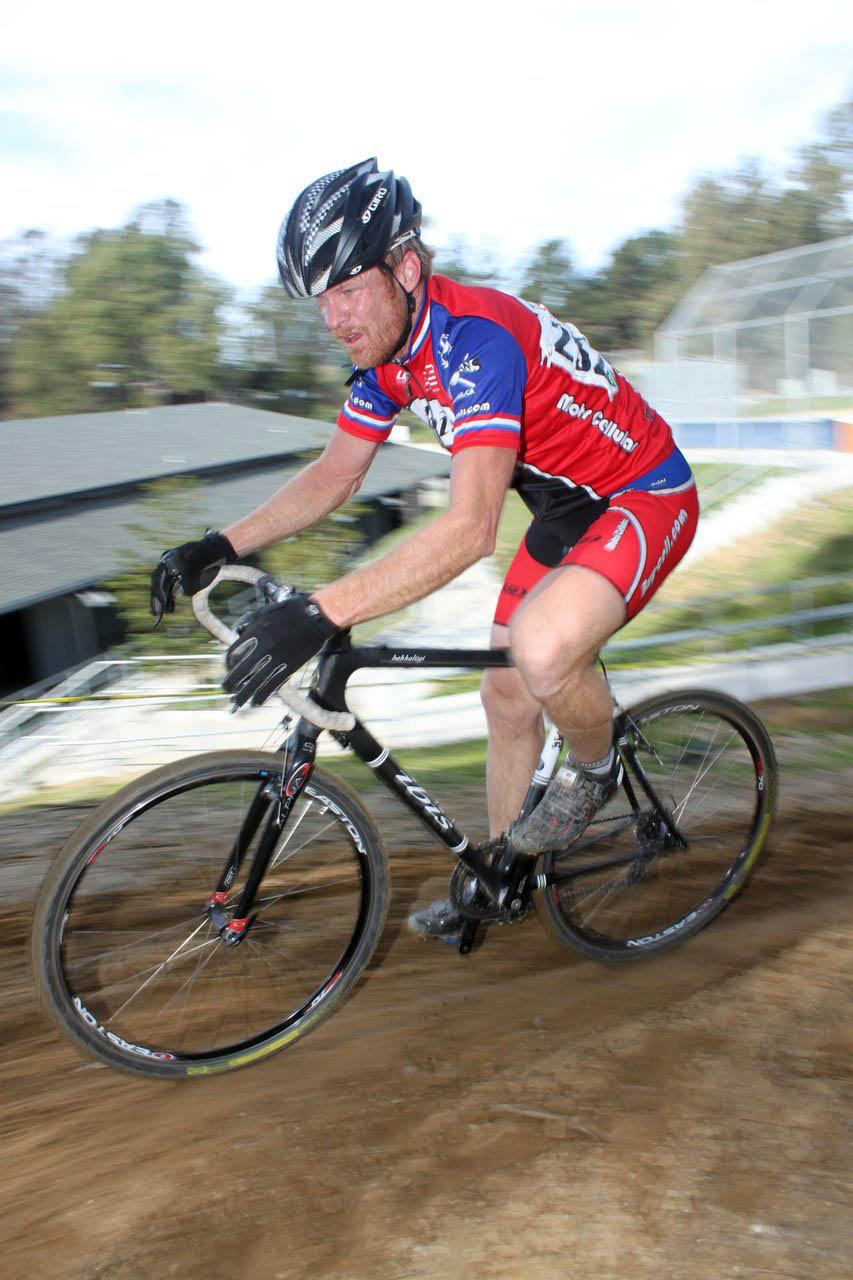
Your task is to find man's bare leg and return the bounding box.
[507,566,627,852]
[480,624,545,837]
[509,565,626,762]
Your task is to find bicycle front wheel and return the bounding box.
[535,690,777,962]
[31,751,388,1078]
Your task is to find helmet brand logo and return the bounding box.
[361,187,388,224]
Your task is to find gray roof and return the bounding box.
[0,403,332,512]
[0,445,449,614]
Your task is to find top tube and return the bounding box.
[333,642,514,671]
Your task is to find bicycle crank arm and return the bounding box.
[457,918,482,956]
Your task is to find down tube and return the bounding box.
[345,720,470,855]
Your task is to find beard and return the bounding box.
[337,279,411,369]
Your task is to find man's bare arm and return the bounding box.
[223,428,380,556]
[314,446,516,628]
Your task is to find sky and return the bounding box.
[1,0,851,296]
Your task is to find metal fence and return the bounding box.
[652,235,853,448]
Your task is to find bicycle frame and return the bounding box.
[216,633,687,946]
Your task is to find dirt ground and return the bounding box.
[0,700,850,1280]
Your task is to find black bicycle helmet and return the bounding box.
[277,158,422,298]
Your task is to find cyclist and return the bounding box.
[151,158,699,941]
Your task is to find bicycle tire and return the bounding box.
[31,751,388,1079]
[534,689,777,962]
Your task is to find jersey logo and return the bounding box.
[410,397,455,448]
[449,354,481,400]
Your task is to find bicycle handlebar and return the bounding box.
[191,566,355,732]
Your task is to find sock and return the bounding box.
[568,746,615,780]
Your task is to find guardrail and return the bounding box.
[606,573,852,665]
[2,575,850,747]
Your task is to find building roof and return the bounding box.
[1,450,449,616]
[0,402,332,513]
[0,406,450,614]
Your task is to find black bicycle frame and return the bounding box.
[221,635,686,929]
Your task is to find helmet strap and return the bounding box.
[343,262,418,387]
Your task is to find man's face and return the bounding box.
[317,266,409,369]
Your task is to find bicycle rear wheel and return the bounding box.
[31,751,388,1078]
[535,689,776,962]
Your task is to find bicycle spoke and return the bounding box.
[50,761,378,1066]
[544,693,772,956]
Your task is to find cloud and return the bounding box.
[1,0,851,288]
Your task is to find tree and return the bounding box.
[107,476,370,659]
[433,236,504,287]
[0,229,65,415]
[228,284,343,418]
[7,201,228,418]
[257,503,370,594]
[519,239,576,314]
[678,101,852,289]
[593,230,682,349]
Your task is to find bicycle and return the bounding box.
[31,566,777,1079]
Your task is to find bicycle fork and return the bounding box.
[208,724,321,944]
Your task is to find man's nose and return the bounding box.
[320,295,346,332]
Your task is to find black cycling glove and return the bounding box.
[150,531,237,623]
[223,590,337,709]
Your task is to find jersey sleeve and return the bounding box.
[445,318,526,455]
[336,368,400,443]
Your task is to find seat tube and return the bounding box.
[516,724,563,822]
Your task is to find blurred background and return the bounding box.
[1,9,852,1279]
[1,0,850,783]
[0,0,851,789]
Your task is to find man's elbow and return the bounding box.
[467,522,498,562]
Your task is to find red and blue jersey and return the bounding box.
[337,274,691,525]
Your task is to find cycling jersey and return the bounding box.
[337,274,691,526]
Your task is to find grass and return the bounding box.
[0,740,493,816]
[615,487,853,663]
[6,687,850,816]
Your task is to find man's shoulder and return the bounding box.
[429,275,535,357]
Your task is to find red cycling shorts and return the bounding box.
[494,483,700,628]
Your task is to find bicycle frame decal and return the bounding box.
[393,771,452,830]
[285,763,312,796]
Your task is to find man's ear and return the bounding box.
[396,249,422,293]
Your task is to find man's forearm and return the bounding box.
[314,508,494,628]
[223,458,358,557]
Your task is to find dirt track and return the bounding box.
[1,707,851,1279]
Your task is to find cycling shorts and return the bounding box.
[494,482,700,628]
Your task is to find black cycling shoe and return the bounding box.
[406,898,465,942]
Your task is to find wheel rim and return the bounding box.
[548,701,770,951]
[55,767,371,1063]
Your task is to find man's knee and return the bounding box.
[509,611,590,704]
[508,567,625,703]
